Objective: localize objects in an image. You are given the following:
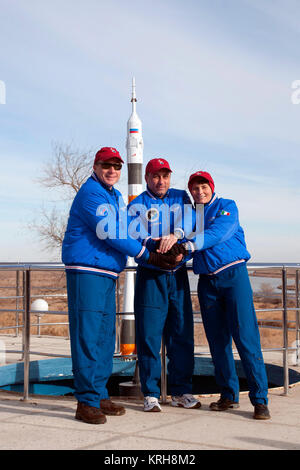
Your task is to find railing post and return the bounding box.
[115,278,121,354]
[282,267,289,395]
[20,271,25,360]
[21,268,31,401]
[15,270,20,336]
[161,336,167,404]
[296,270,299,365]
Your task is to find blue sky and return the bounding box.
[1,0,300,262]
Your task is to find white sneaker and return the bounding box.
[171,394,201,409]
[144,396,162,412]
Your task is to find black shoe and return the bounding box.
[253,404,271,420]
[209,397,240,411]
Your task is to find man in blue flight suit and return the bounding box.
[170,170,270,420]
[128,158,201,412]
[62,148,179,424]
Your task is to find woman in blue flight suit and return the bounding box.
[180,171,270,420]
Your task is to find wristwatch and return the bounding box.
[173,228,184,240]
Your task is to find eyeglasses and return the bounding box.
[99,162,122,170]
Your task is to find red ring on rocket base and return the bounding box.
[120,318,136,356]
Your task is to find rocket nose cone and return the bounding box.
[127,118,142,129]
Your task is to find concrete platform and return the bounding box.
[0,387,300,451]
[0,334,300,451]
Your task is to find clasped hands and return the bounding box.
[147,234,187,270]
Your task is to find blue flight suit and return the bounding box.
[66,273,116,406]
[192,194,269,405]
[62,172,149,407]
[128,187,195,398]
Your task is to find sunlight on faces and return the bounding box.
[145,169,171,198]
[93,158,122,188]
[190,181,212,204]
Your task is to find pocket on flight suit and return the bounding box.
[75,274,115,367]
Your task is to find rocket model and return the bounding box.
[126,77,144,202]
[120,78,143,356]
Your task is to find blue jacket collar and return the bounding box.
[207,193,217,206]
[193,193,217,209]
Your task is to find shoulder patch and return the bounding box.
[219,210,230,216]
[146,207,159,222]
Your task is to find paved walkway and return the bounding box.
[0,335,300,451]
[0,386,300,451]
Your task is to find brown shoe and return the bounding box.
[209,397,240,411]
[100,399,126,416]
[75,402,107,424]
[253,404,271,420]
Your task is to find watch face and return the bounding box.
[146,207,159,222]
[174,229,183,239]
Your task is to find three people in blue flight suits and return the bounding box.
[62,147,270,424]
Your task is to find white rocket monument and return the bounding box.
[120,78,143,356]
[126,76,144,201]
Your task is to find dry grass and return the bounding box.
[0,270,69,336]
[0,270,298,351]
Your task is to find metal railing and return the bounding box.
[0,262,299,402]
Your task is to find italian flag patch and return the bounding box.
[220,210,230,215]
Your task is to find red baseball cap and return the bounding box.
[188,171,215,193]
[145,158,172,175]
[94,147,124,164]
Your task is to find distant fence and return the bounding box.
[0,262,299,402]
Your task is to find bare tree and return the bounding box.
[30,142,95,255]
[259,282,275,301]
[37,142,94,198]
[29,206,68,253]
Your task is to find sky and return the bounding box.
[0,0,300,263]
